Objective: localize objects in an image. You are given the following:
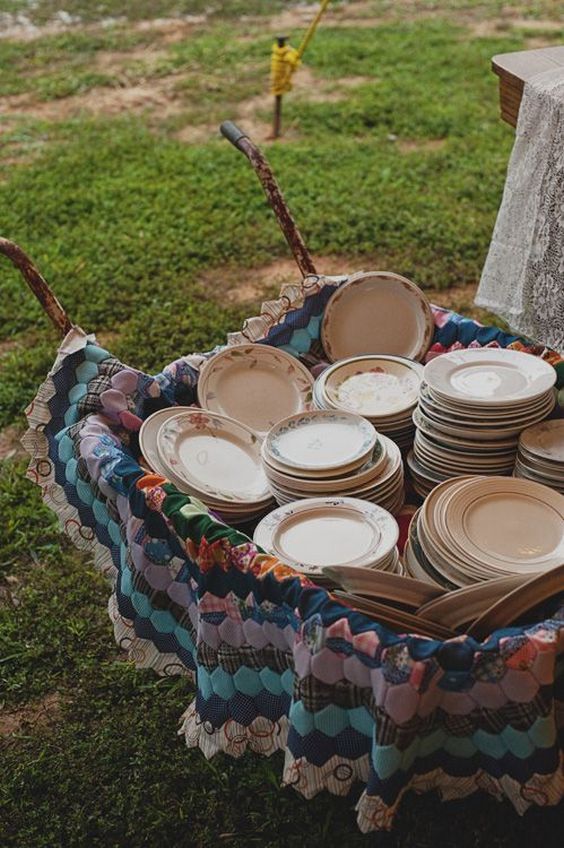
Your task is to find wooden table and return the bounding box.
[492,45,564,127]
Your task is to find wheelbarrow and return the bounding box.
[1,123,563,835]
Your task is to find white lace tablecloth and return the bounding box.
[475,68,564,353]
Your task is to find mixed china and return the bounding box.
[138,273,564,639]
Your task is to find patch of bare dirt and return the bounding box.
[0,337,20,355]
[201,255,358,305]
[470,19,511,38]
[202,256,491,324]
[396,138,447,154]
[525,36,564,49]
[267,2,384,32]
[94,329,122,350]
[175,67,377,145]
[175,124,221,144]
[470,16,563,39]
[510,18,564,32]
[2,75,184,122]
[0,693,64,739]
[337,75,374,87]
[0,425,26,461]
[132,16,207,42]
[92,45,170,76]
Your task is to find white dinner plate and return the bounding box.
[264,410,376,473]
[423,348,556,406]
[158,410,270,504]
[253,497,399,576]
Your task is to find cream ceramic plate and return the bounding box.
[264,440,387,493]
[264,410,376,473]
[322,565,445,607]
[321,272,434,363]
[414,396,554,440]
[423,348,556,406]
[139,406,192,476]
[264,435,399,493]
[419,385,553,420]
[412,408,519,451]
[158,410,270,503]
[253,497,398,575]
[332,591,456,640]
[467,563,564,639]
[197,344,314,436]
[520,419,564,463]
[319,355,423,417]
[419,391,554,427]
[417,573,530,630]
[445,476,564,573]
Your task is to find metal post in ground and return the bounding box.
[272,35,287,139]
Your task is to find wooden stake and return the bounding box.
[272,35,287,139]
[273,95,283,139]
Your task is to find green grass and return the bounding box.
[1,3,563,845]
[0,29,159,97]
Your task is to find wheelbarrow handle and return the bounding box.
[0,237,72,337]
[220,121,249,151]
[219,121,317,278]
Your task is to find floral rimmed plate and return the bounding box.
[139,406,191,476]
[197,344,314,436]
[158,410,270,504]
[320,355,423,417]
[321,272,434,363]
[253,497,399,575]
[264,410,377,473]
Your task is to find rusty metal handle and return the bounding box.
[219,121,317,278]
[220,121,249,150]
[0,237,72,337]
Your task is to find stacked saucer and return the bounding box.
[313,355,423,451]
[405,475,564,589]
[261,410,405,514]
[409,348,556,496]
[514,419,564,494]
[139,408,274,524]
[253,497,400,577]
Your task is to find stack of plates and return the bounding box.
[261,410,405,514]
[409,348,557,496]
[139,408,274,524]
[253,497,400,577]
[313,355,423,451]
[514,419,564,494]
[405,475,564,589]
